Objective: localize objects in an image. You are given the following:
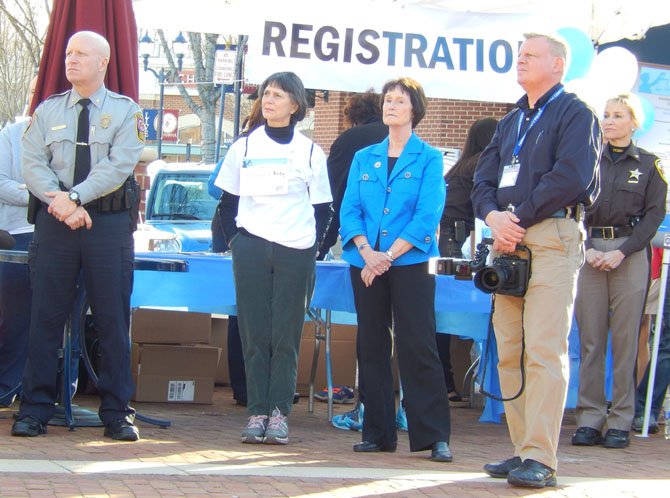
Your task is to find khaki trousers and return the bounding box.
[575,238,649,431]
[492,218,583,470]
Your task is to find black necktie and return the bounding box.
[73,98,91,186]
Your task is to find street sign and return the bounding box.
[214,44,237,84]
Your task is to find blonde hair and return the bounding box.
[606,93,643,129]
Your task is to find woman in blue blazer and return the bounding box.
[339,77,452,462]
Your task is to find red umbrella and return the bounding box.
[30,0,138,114]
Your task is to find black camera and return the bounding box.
[429,238,532,297]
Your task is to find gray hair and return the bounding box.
[523,32,567,59]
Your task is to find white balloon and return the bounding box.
[564,77,606,116]
[589,47,639,95]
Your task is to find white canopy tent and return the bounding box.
[133,0,670,45]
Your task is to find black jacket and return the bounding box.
[321,119,388,253]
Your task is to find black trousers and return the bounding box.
[0,233,32,401]
[350,262,451,452]
[19,208,135,425]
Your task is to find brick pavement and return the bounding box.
[0,388,668,497]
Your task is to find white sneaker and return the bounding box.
[264,407,288,444]
[241,415,268,444]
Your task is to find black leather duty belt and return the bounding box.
[588,226,633,239]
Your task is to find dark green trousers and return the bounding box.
[231,232,316,415]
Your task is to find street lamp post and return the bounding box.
[139,31,188,158]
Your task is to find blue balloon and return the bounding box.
[635,94,655,138]
[558,27,595,82]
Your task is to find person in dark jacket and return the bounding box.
[471,32,601,488]
[320,90,388,258]
[572,93,667,449]
[437,117,497,406]
[439,117,498,258]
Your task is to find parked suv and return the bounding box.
[134,162,217,252]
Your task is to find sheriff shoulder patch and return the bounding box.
[135,112,146,142]
[655,158,667,184]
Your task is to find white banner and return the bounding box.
[245,6,539,102]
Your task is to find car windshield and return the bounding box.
[149,172,217,221]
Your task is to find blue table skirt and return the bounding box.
[132,253,607,423]
[132,254,490,324]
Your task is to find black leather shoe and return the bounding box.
[507,459,557,488]
[104,417,140,441]
[353,440,397,453]
[571,426,604,446]
[603,429,630,448]
[430,441,453,462]
[483,456,521,478]
[11,416,47,437]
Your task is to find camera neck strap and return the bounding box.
[478,296,527,403]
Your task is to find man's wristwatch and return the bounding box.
[68,190,81,206]
[385,249,394,262]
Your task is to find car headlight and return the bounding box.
[149,237,182,252]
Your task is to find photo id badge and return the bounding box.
[239,158,289,196]
[499,160,520,188]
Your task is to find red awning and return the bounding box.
[30,0,138,114]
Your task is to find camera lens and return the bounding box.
[474,266,506,293]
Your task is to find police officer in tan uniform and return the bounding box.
[572,93,667,449]
[12,31,144,441]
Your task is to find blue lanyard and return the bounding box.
[513,87,564,159]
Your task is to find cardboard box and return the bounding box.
[131,343,219,403]
[296,322,358,394]
[131,308,212,344]
[133,375,214,404]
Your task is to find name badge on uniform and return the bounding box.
[499,160,520,188]
[239,158,289,196]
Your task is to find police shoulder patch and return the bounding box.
[655,158,667,184]
[135,112,146,142]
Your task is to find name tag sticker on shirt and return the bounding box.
[499,162,520,188]
[239,158,289,196]
[51,124,67,131]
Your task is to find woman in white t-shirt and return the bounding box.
[215,72,332,445]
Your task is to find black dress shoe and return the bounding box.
[571,426,604,446]
[11,416,47,437]
[430,441,453,462]
[483,456,521,478]
[104,417,140,441]
[353,440,397,453]
[603,429,630,448]
[507,459,557,488]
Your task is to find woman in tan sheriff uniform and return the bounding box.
[572,93,667,449]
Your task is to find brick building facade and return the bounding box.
[312,91,514,155]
